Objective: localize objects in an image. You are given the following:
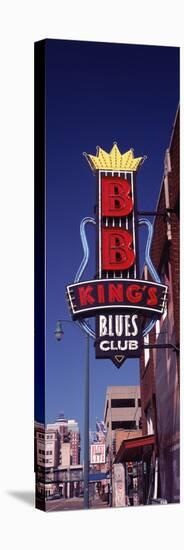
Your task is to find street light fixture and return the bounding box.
[55,319,90,510]
[55,320,64,341]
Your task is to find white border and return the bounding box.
[1,2,183,544]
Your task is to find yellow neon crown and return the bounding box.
[84,142,146,173]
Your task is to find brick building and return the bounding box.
[140,107,179,503]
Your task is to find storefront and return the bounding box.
[114,434,155,505]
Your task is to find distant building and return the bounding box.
[34,412,81,503]
[104,386,142,462]
[68,419,81,466]
[41,413,81,467]
[61,442,71,466]
[90,419,106,468]
[89,420,108,503]
[34,422,60,470]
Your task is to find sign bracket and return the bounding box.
[142,343,179,354]
[137,207,178,220]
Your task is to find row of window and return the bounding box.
[111,398,141,408]
[40,458,52,464]
[38,434,53,440]
[111,421,137,430]
[38,450,53,455]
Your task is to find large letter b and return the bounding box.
[102,228,135,271]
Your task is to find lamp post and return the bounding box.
[55,319,90,510]
[108,392,113,507]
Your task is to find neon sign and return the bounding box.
[66,143,168,367]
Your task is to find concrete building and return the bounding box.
[104,386,141,461]
[115,429,142,455]
[103,386,142,506]
[140,107,180,503]
[34,422,60,470]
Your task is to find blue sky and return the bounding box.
[37,39,179,458]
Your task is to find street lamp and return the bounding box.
[55,320,64,341]
[107,392,113,507]
[55,319,90,510]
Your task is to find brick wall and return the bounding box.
[140,108,179,441]
[168,113,179,344]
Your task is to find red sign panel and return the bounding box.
[101,177,134,217]
[102,227,135,271]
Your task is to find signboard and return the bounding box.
[90,444,106,464]
[89,472,108,481]
[67,279,166,318]
[66,143,167,367]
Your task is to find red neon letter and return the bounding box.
[102,177,133,217]
[102,228,135,271]
[97,284,105,304]
[126,284,142,303]
[147,286,158,306]
[108,283,124,303]
[78,285,95,306]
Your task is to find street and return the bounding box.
[45,496,109,512]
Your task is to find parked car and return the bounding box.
[151,498,167,505]
[46,492,62,501]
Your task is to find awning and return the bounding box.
[114,434,155,463]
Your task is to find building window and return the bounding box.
[104,400,109,421]
[155,319,160,339]
[139,417,142,429]
[145,404,154,435]
[162,300,168,322]
[111,421,137,430]
[111,399,135,408]
[138,398,141,407]
[159,254,170,321]
[144,333,150,367]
